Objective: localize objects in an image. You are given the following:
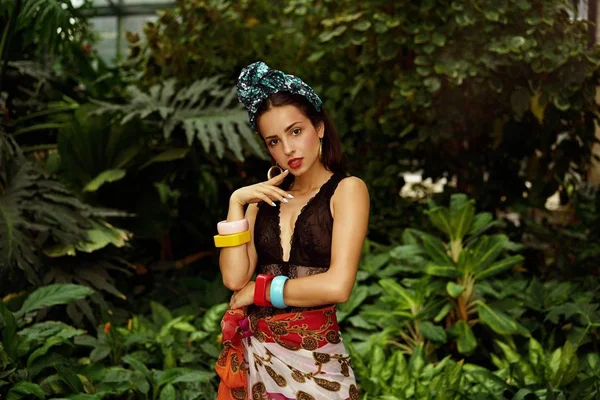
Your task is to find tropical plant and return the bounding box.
[1,284,226,399]
[0,0,94,91]
[94,77,265,162]
[0,131,129,291]
[350,340,600,399]
[134,0,600,245]
[341,194,528,357]
[74,301,226,399]
[0,284,95,399]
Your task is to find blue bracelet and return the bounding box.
[270,276,289,309]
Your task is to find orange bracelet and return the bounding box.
[254,274,275,307]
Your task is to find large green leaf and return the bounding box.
[0,302,17,360]
[139,148,190,170]
[448,320,477,354]
[468,235,512,272]
[18,321,85,342]
[419,233,453,265]
[15,284,94,319]
[337,284,369,321]
[150,301,174,327]
[202,303,228,333]
[390,350,410,391]
[420,321,447,343]
[55,364,85,393]
[424,263,459,278]
[0,157,119,286]
[446,282,465,298]
[449,194,475,240]
[476,301,519,335]
[379,279,417,309]
[426,206,453,239]
[45,219,131,257]
[26,336,70,369]
[475,255,524,280]
[408,343,425,377]
[468,212,496,236]
[154,368,213,387]
[83,169,126,192]
[6,381,45,400]
[58,106,144,188]
[159,384,176,400]
[550,340,579,387]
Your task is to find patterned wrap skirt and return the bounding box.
[215,306,359,400]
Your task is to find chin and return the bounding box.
[288,168,303,177]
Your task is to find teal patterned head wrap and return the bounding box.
[236,61,323,131]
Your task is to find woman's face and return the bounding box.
[257,105,324,176]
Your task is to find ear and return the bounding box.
[317,122,325,139]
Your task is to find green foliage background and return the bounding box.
[0,0,599,399]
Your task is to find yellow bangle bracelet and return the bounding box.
[214,230,251,248]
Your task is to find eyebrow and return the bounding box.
[263,121,302,140]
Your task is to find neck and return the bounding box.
[291,162,332,193]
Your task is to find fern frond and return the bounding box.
[95,77,267,161]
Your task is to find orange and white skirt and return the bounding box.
[216,306,359,400]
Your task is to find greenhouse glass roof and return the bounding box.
[79,0,174,63]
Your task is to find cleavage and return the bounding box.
[278,188,321,263]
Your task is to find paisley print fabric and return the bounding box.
[216,307,358,400]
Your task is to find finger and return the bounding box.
[257,187,283,203]
[259,193,277,207]
[266,185,293,200]
[262,186,291,203]
[266,169,289,185]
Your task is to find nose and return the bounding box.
[282,138,295,156]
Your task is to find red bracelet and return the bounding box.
[254,274,275,307]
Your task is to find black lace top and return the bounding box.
[249,172,347,318]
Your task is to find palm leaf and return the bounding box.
[15,283,94,319]
[0,154,127,287]
[15,0,90,56]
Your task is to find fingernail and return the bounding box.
[284,169,289,173]
[287,194,294,198]
[271,202,276,206]
[282,198,288,203]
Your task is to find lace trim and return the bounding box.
[277,173,337,263]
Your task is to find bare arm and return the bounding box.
[218,200,259,291]
[219,170,291,291]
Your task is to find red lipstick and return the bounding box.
[288,158,303,169]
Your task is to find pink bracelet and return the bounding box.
[217,218,249,235]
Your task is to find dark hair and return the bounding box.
[254,92,346,175]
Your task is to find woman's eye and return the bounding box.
[292,128,301,135]
[268,139,279,146]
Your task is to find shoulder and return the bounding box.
[337,176,369,195]
[331,176,369,220]
[333,176,369,204]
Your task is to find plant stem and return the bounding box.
[13,123,64,136]
[20,144,57,152]
[15,104,79,123]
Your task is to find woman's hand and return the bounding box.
[229,281,256,309]
[230,169,293,207]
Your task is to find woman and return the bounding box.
[214,61,369,400]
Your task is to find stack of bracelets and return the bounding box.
[215,219,288,309]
